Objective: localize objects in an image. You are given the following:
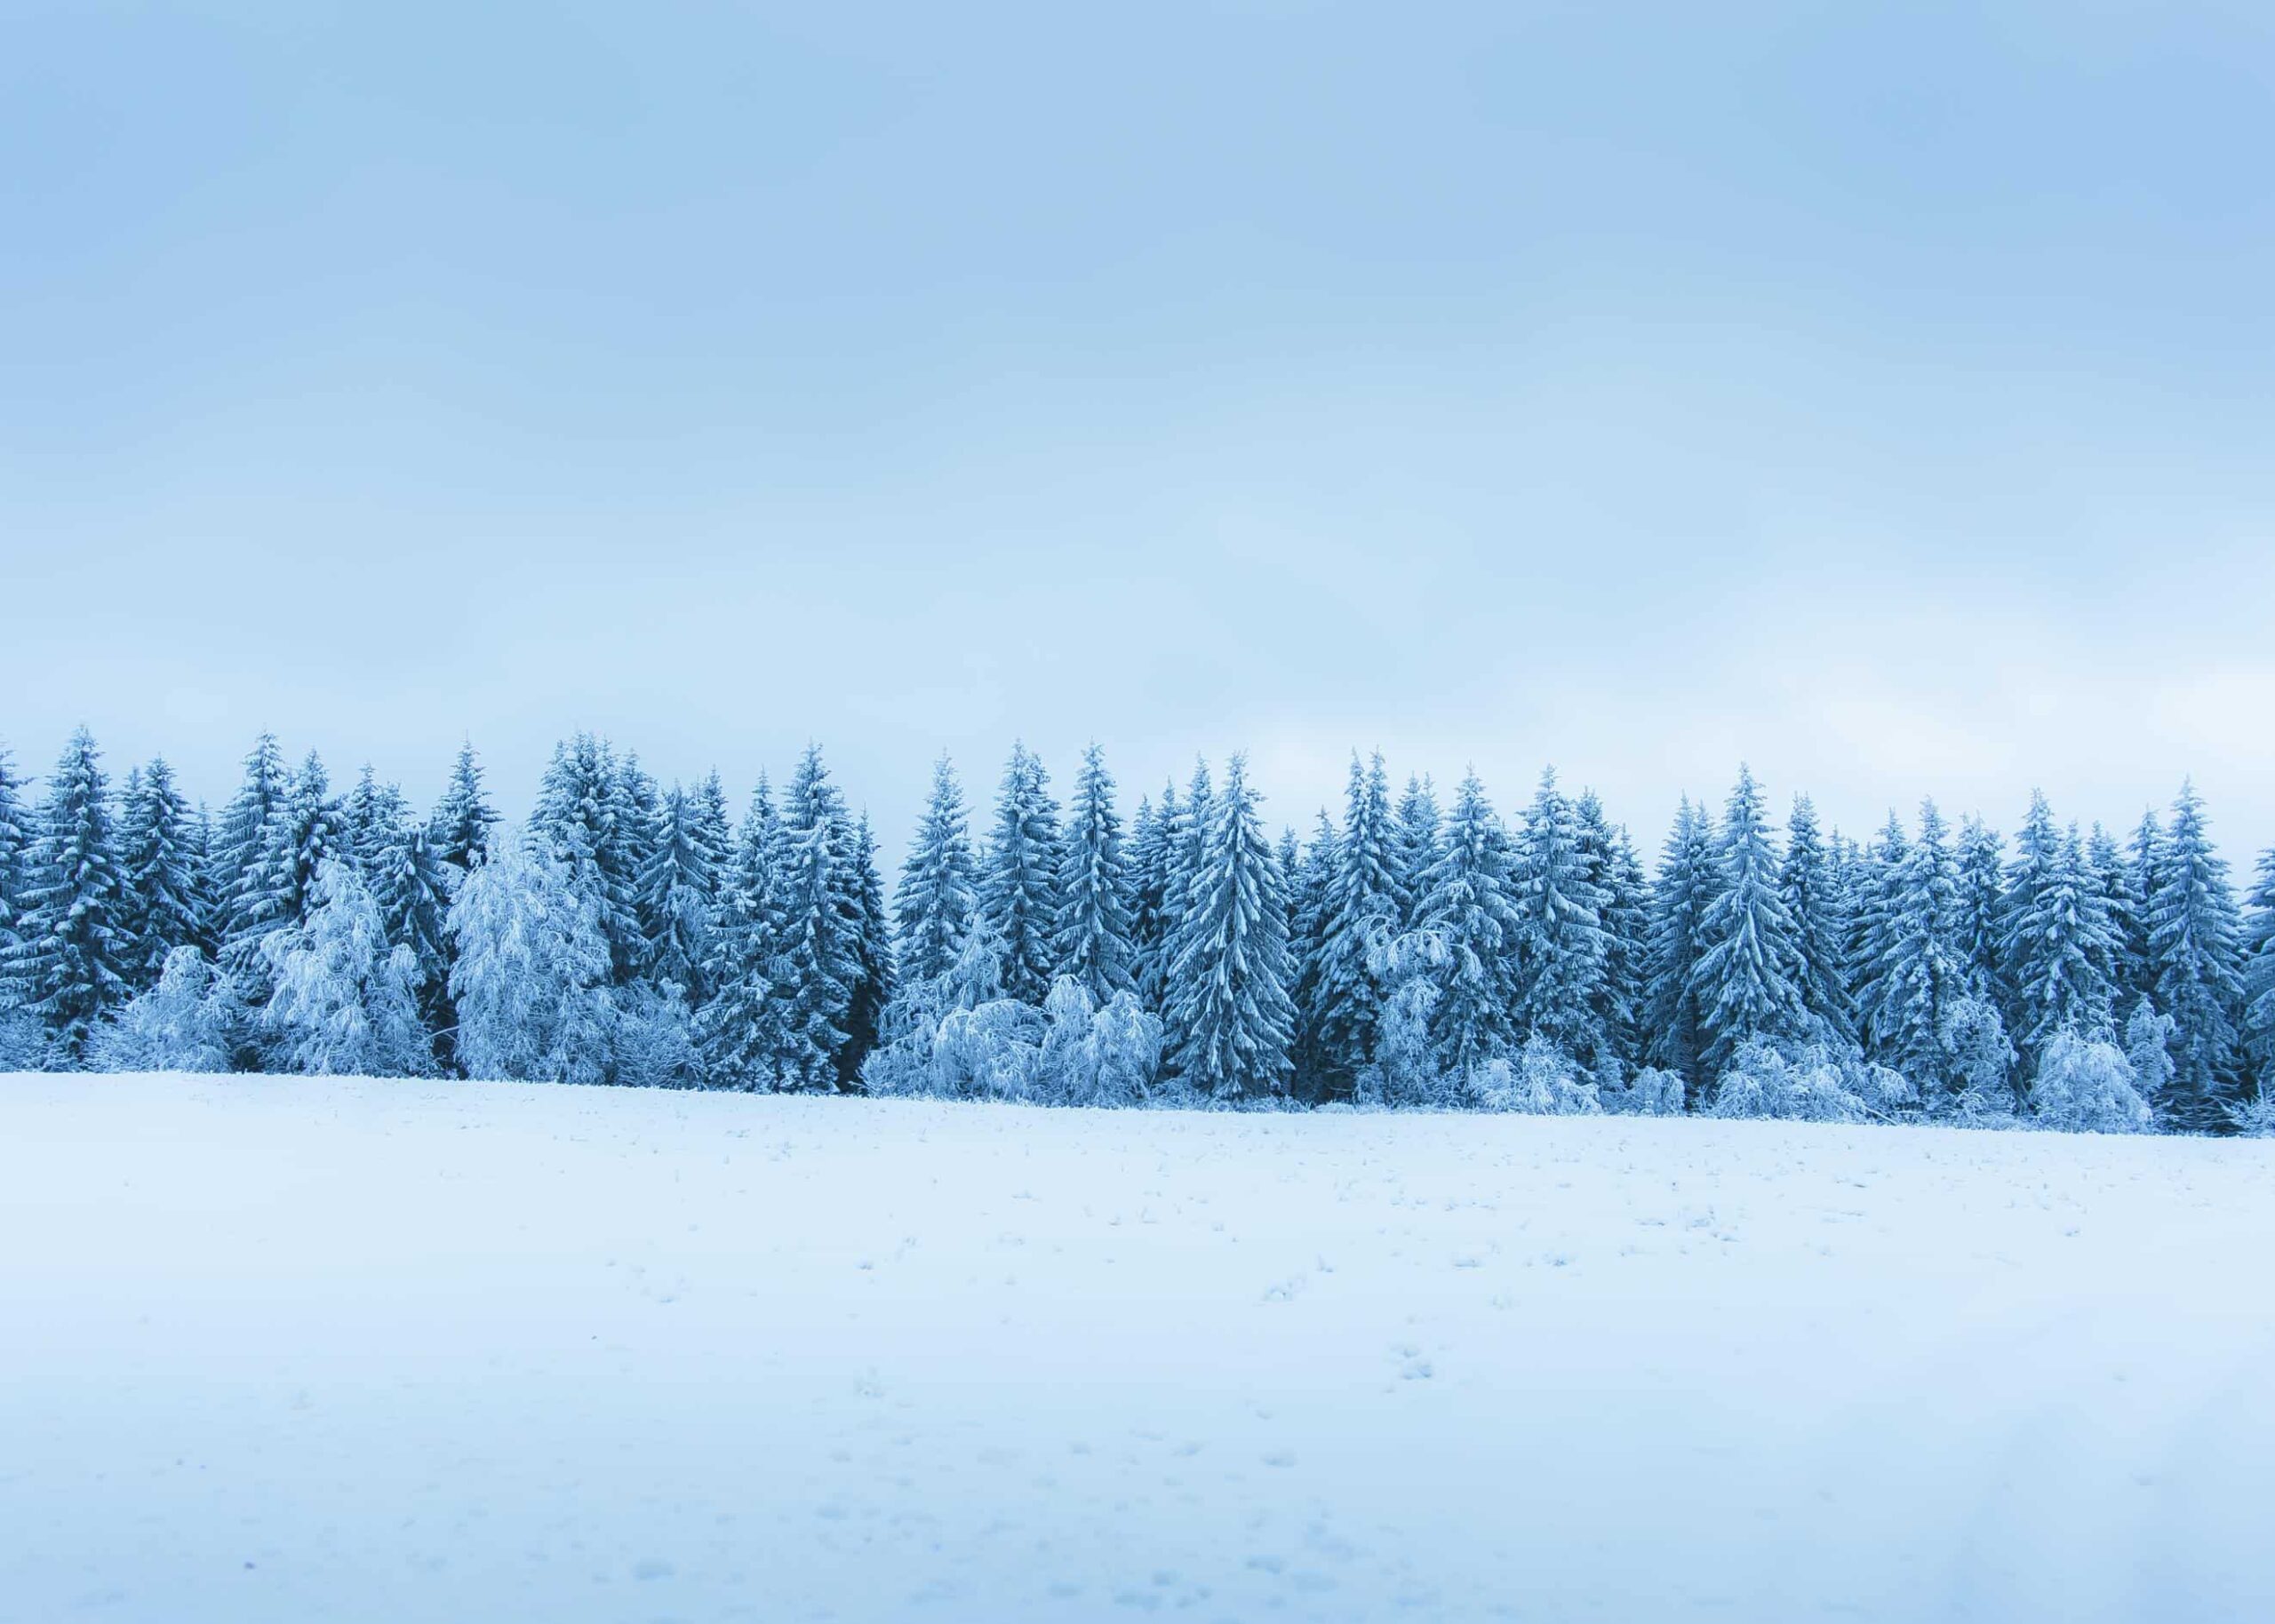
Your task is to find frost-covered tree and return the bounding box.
[895,755,979,984]
[207,733,288,953]
[1415,770,1522,1081]
[770,747,863,1090]
[0,744,30,958]
[842,813,896,1087]
[116,756,205,990]
[1053,743,1138,1003]
[697,779,793,1090]
[1163,755,1297,1099]
[1848,812,1908,1060]
[2087,821,2148,1008]
[638,782,723,1001]
[448,837,617,1087]
[1470,1034,1600,1116]
[1577,792,1650,1071]
[2122,998,2177,1120]
[260,859,430,1077]
[341,765,394,875]
[2000,819,2118,1060]
[365,808,456,1035]
[1952,816,2008,1006]
[1866,800,1966,1111]
[1644,796,1720,1092]
[2243,843,2275,1086]
[4,728,130,1059]
[1392,774,1441,927]
[530,734,646,983]
[2142,783,2246,1130]
[2029,1026,2153,1134]
[1778,794,1855,1043]
[225,752,347,986]
[980,743,1064,1006]
[91,945,236,1073]
[1940,994,2017,1122]
[1304,753,1405,1099]
[1706,1039,1910,1124]
[1357,929,1451,1108]
[1689,766,1808,1073]
[1128,784,1180,1006]
[1511,768,1612,1065]
[428,742,500,872]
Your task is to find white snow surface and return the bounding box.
[4,1073,2271,1623]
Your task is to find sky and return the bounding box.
[4,1,2271,865]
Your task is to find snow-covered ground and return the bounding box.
[4,1074,2271,1623]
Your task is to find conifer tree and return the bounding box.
[842,812,896,1087]
[1127,785,1179,1006]
[208,733,289,950]
[0,745,30,958]
[1644,796,1721,1092]
[1284,808,1339,1097]
[1582,797,1651,1071]
[1414,769,1522,1079]
[895,755,979,985]
[447,838,616,1087]
[1511,768,1611,1066]
[698,778,793,1090]
[260,859,431,1078]
[2143,782,2246,1129]
[1392,774,1441,926]
[429,742,500,871]
[1848,812,1911,1066]
[1053,743,1138,1003]
[1869,800,1967,1110]
[2087,821,2148,1008]
[342,765,395,874]
[2239,844,2275,1087]
[774,745,863,1089]
[638,782,722,1000]
[1163,755,1296,1099]
[1305,753,1404,1098]
[4,728,130,1058]
[979,743,1064,1006]
[1689,767,1808,1072]
[2000,820,2118,1059]
[227,752,347,978]
[530,734,644,982]
[1778,794,1854,1043]
[1952,815,2007,1005]
[116,756,205,990]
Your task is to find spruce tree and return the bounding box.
[1511,767,1611,1066]
[895,755,978,985]
[1689,767,1808,1073]
[2240,843,2275,1086]
[260,859,431,1078]
[1583,797,1651,1073]
[530,734,644,982]
[229,752,347,968]
[979,743,1064,1006]
[0,745,30,958]
[1392,774,1442,926]
[2000,820,2119,1059]
[1869,800,1967,1110]
[842,812,896,1087]
[2088,821,2149,1009]
[429,742,500,871]
[1127,784,1178,1007]
[1848,812,1911,1069]
[638,782,722,1000]
[366,807,455,1047]
[1284,808,1339,1098]
[208,733,288,951]
[1778,794,1855,1043]
[5,728,130,1058]
[447,838,616,1087]
[1414,769,1522,1079]
[698,778,793,1090]
[776,745,863,1089]
[1304,753,1404,1098]
[2143,782,2246,1129]
[1952,815,2007,1006]
[116,756,205,990]
[1644,796,1720,1093]
[1053,743,1138,1003]
[1163,755,1296,1099]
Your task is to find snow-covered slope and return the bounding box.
[4,1073,2270,1622]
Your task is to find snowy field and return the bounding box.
[4,1075,2271,1624]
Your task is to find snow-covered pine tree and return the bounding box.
[895,755,979,985]
[0,744,29,958]
[842,812,896,1087]
[1163,755,1297,1099]
[428,742,500,872]
[2000,819,2119,1062]
[774,745,862,1090]
[2244,843,2275,1086]
[341,764,394,875]
[1511,767,1612,1066]
[115,756,204,991]
[1869,800,1967,1111]
[1414,769,1522,1080]
[230,751,348,961]
[1688,766,1809,1075]
[1283,808,1339,1098]
[2087,821,2149,1011]
[979,743,1064,1007]
[1053,743,1138,1004]
[1778,794,1855,1044]
[365,803,455,1051]
[260,858,430,1078]
[1848,812,1910,1071]
[1392,774,1441,927]
[1581,797,1652,1074]
[4,728,130,1058]
[638,782,721,1002]
[698,778,793,1090]
[1952,815,2008,1007]
[2126,809,2166,999]
[1304,753,1405,1099]
[447,836,616,1087]
[207,733,288,952]
[1644,796,1721,1094]
[1160,759,1215,994]
[1127,784,1177,1006]
[529,734,645,983]
[2143,782,2246,1130]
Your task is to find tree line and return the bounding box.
[2,727,2270,1134]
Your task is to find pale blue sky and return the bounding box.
[4,1,2271,859]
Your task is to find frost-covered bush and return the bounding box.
[2029,1027,2153,1134]
[2231,1078,2275,1137]
[1940,996,2017,1124]
[866,972,1161,1105]
[262,861,431,1078]
[1469,1036,1600,1115]
[90,945,234,1073]
[448,840,617,1087]
[1707,1039,1908,1123]
[1355,958,1449,1108]
[0,1003,52,1071]
[1033,978,1164,1107]
[931,998,1046,1100]
[1605,1064,1688,1117]
[2121,1000,2176,1123]
[611,981,702,1089]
